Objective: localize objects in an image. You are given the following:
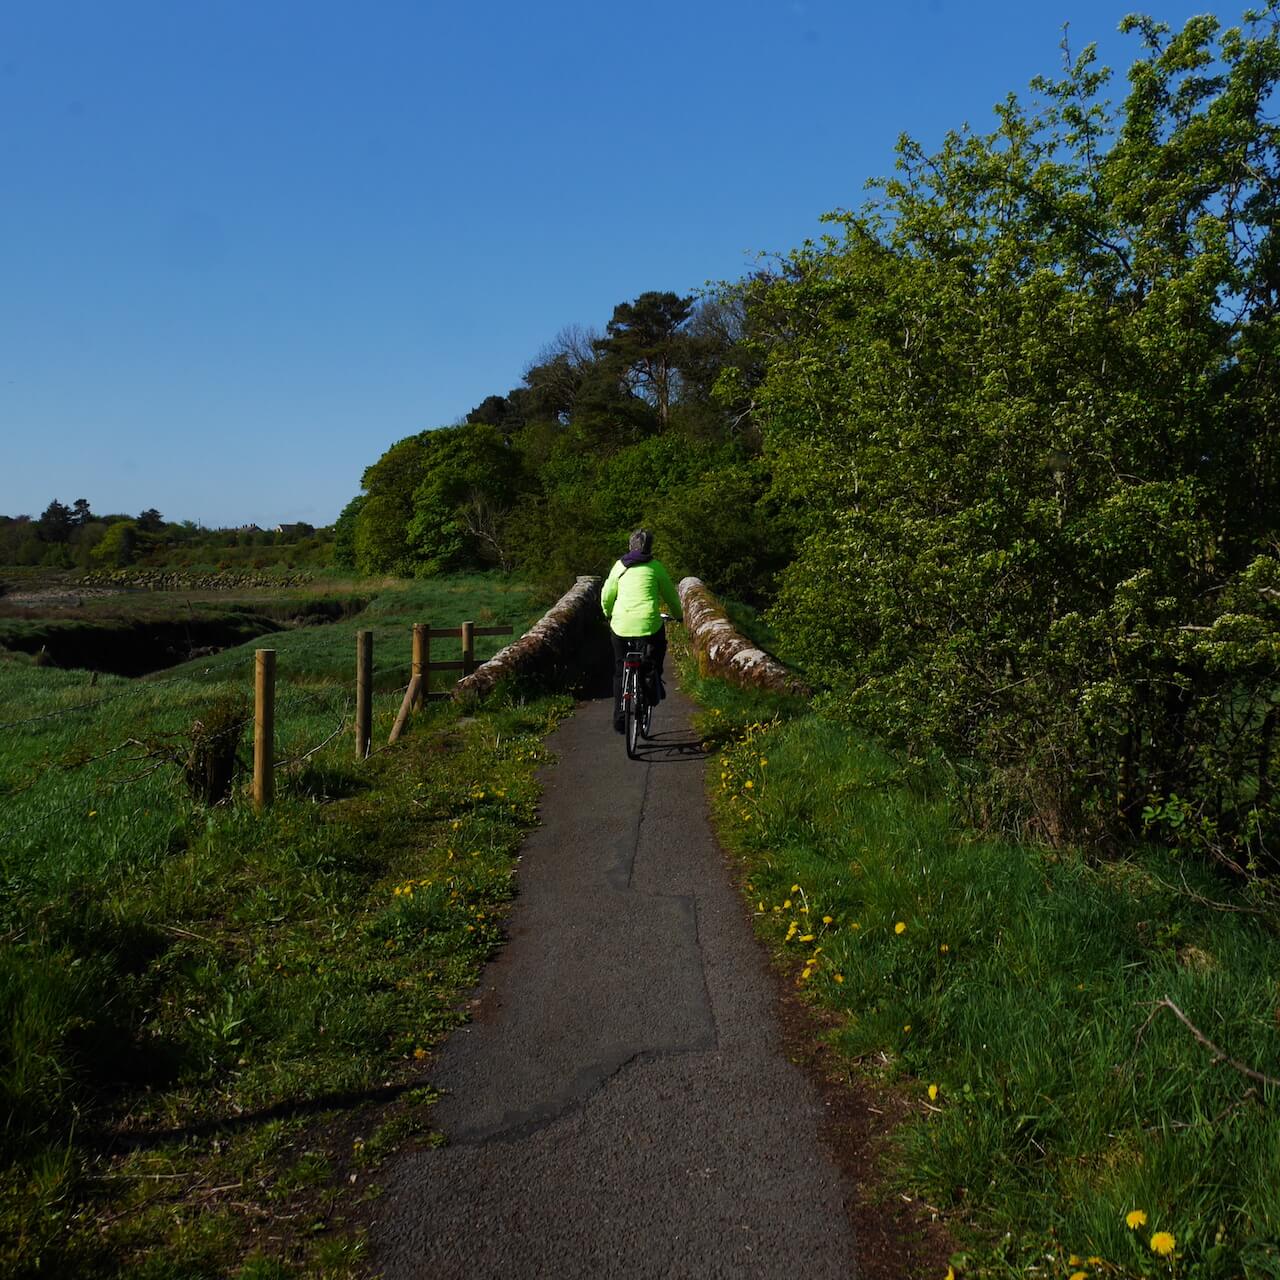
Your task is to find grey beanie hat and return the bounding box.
[629,528,654,555]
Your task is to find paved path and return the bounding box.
[373,674,858,1279]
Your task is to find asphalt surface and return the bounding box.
[372,673,858,1279]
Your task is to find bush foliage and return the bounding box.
[734,8,1280,868]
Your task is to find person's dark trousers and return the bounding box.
[610,627,667,726]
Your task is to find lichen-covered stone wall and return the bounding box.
[677,576,811,697]
[453,575,604,702]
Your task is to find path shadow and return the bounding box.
[629,723,708,764]
[90,1079,426,1155]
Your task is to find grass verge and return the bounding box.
[0,572,569,1278]
[675,632,1280,1280]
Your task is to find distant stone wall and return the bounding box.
[453,576,605,703]
[78,569,314,591]
[677,577,811,697]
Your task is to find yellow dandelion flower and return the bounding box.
[1150,1232,1175,1257]
[413,1047,427,1060]
[945,1268,955,1280]
[760,757,768,765]
[895,921,907,934]
[1069,1272,1087,1280]
[744,780,754,789]
[783,899,791,909]
[834,974,844,983]
[791,884,800,893]
[1069,1256,1083,1267]
[88,810,97,818]
[800,967,812,980]
[800,934,815,942]
[851,922,861,930]
[1126,1210,1148,1230]
[758,900,765,911]
[940,943,950,953]
[903,1024,911,1033]
[928,1084,938,1101]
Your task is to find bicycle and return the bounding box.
[620,644,656,759]
[620,614,673,760]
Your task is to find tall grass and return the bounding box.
[0,572,561,1277]
[682,649,1280,1279]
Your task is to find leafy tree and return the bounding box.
[671,292,764,444]
[744,7,1280,866]
[519,354,582,425]
[570,362,660,445]
[69,521,108,569]
[37,500,72,544]
[405,424,523,573]
[466,394,517,429]
[0,517,31,566]
[91,521,139,568]
[69,498,94,527]
[136,508,165,534]
[594,292,694,429]
[15,533,42,566]
[332,495,364,569]
[351,433,437,574]
[648,458,794,605]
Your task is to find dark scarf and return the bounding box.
[620,551,653,568]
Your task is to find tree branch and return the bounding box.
[1139,996,1280,1094]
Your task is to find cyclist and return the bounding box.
[601,529,683,733]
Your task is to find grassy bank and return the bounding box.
[0,573,568,1277]
[677,638,1280,1280]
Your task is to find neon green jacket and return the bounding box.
[601,558,683,636]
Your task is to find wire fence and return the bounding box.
[0,646,263,732]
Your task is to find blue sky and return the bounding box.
[1,0,1212,527]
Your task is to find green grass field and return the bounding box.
[676,632,1280,1280]
[0,573,568,1278]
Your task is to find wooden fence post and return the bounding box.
[412,623,428,710]
[356,630,372,759]
[388,674,423,744]
[461,620,475,677]
[254,648,275,810]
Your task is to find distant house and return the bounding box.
[275,522,315,539]
[238,523,261,533]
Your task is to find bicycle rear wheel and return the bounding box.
[626,691,643,758]
[639,686,655,739]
